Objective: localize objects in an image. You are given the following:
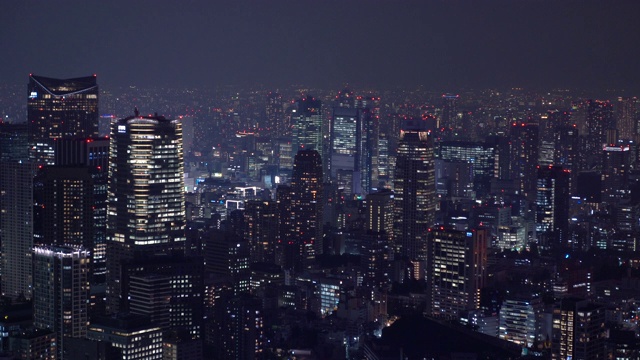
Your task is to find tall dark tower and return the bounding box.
[27,74,99,165]
[441,94,459,133]
[393,119,435,277]
[265,92,286,138]
[584,99,614,170]
[106,113,186,313]
[536,165,570,249]
[289,150,323,272]
[0,115,32,302]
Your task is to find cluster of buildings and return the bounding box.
[0,75,639,359]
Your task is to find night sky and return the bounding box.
[2,0,639,91]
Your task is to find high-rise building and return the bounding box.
[289,150,323,272]
[27,74,99,165]
[551,298,606,360]
[243,200,278,264]
[602,145,631,204]
[616,97,637,141]
[292,96,323,158]
[125,254,204,339]
[509,122,540,201]
[0,162,34,300]
[33,245,90,359]
[441,94,460,133]
[427,228,488,319]
[535,165,570,248]
[265,92,286,138]
[0,122,32,301]
[106,113,186,313]
[365,190,394,237]
[438,140,496,197]
[584,100,614,170]
[393,119,435,269]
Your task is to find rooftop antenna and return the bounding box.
[134,107,139,117]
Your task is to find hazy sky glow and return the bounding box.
[2,0,639,91]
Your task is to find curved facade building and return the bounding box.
[106,113,185,313]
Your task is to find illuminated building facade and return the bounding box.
[87,314,163,360]
[106,113,186,313]
[427,228,487,319]
[27,74,99,165]
[289,150,323,272]
[292,96,323,158]
[551,298,606,360]
[536,166,570,248]
[33,245,90,358]
[393,119,435,268]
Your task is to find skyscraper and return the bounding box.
[427,228,488,319]
[0,162,34,300]
[535,165,570,249]
[27,74,99,165]
[32,245,90,359]
[289,150,323,272]
[393,119,435,270]
[0,123,32,301]
[106,112,186,313]
[292,96,323,158]
[265,92,286,138]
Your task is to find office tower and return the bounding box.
[33,245,90,359]
[602,145,631,204]
[498,294,542,347]
[289,150,323,272]
[211,294,264,360]
[54,137,110,170]
[551,298,606,360]
[125,254,204,338]
[0,162,34,300]
[27,74,99,165]
[393,119,435,269]
[509,122,539,201]
[330,107,360,193]
[427,228,488,319]
[106,113,186,313]
[365,190,394,237]
[584,99,614,170]
[50,137,109,282]
[553,125,579,190]
[616,97,637,141]
[292,96,323,158]
[265,92,286,138]
[244,200,278,264]
[438,140,496,197]
[0,123,32,301]
[278,150,323,271]
[87,314,163,360]
[37,167,95,247]
[536,165,570,248]
[441,94,459,132]
[204,230,250,293]
[356,95,381,191]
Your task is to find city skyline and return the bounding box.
[2,1,640,93]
